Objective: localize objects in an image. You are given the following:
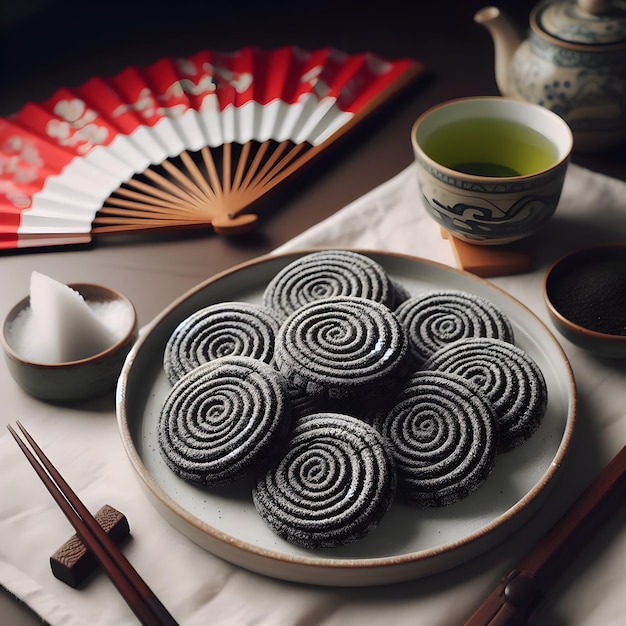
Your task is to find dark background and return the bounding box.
[0,0,539,112]
[1,0,623,180]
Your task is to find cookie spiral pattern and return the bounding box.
[394,290,514,365]
[372,370,498,507]
[263,250,394,320]
[163,302,280,384]
[274,296,409,401]
[158,356,291,487]
[253,412,397,549]
[422,338,548,452]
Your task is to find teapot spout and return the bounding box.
[474,6,522,96]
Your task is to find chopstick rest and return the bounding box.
[51,504,130,588]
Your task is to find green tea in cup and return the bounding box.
[421,117,559,177]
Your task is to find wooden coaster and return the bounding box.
[441,229,531,277]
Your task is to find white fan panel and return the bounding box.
[81,144,136,181]
[277,95,319,144]
[196,107,224,148]
[107,134,153,172]
[293,97,337,145]
[20,223,93,235]
[169,108,207,152]
[308,108,353,145]
[256,100,286,143]
[22,192,102,220]
[234,100,259,144]
[127,125,169,165]
[49,154,122,197]
[220,105,237,145]
[146,118,187,158]
[19,197,96,233]
[36,176,107,207]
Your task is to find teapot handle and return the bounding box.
[577,0,611,15]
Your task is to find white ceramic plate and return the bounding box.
[116,250,576,586]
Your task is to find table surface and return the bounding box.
[1,1,625,624]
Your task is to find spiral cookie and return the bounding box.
[163,302,281,385]
[158,356,291,487]
[422,338,548,452]
[394,290,514,366]
[262,250,395,320]
[274,296,409,401]
[372,370,498,507]
[253,412,397,549]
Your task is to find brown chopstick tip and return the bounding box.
[51,504,131,588]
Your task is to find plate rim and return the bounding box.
[116,248,577,584]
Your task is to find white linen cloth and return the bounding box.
[1,162,625,626]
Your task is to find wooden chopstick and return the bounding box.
[7,421,179,626]
[465,443,626,625]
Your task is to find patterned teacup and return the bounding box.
[411,97,573,245]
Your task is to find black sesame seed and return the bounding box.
[550,259,626,336]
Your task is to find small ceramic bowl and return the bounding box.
[544,244,626,358]
[2,283,138,402]
[411,96,573,245]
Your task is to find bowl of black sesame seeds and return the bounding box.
[544,244,626,358]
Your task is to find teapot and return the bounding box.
[475,0,626,151]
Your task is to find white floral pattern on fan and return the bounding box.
[0,46,423,250]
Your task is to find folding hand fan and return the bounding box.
[0,46,423,251]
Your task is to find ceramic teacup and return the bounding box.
[411,96,573,245]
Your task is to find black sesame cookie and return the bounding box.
[394,289,514,366]
[422,338,548,452]
[274,295,410,402]
[252,412,397,549]
[163,302,281,385]
[262,250,397,320]
[158,356,291,487]
[372,370,499,507]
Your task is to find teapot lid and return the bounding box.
[535,0,626,45]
